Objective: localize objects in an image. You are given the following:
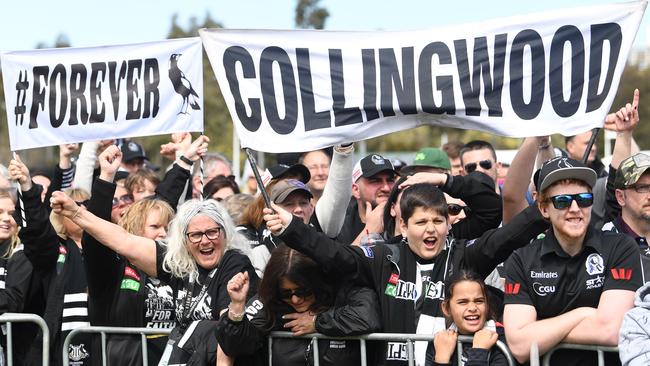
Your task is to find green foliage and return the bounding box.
[295,0,329,29]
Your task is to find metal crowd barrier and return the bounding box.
[0,313,49,366]
[269,331,516,366]
[541,343,618,366]
[62,326,171,366]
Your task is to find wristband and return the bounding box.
[228,304,245,322]
[179,155,193,166]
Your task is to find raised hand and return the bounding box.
[8,154,32,191]
[50,190,80,219]
[263,203,291,235]
[604,88,640,133]
[98,145,123,182]
[160,132,191,161]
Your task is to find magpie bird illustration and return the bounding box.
[169,54,200,114]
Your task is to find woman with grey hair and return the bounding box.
[50,191,259,365]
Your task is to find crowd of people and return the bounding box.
[0,90,647,365]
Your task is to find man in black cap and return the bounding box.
[120,141,148,174]
[503,156,641,365]
[337,154,396,244]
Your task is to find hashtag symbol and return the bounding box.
[14,70,29,126]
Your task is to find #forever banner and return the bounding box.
[1,37,204,151]
[200,1,646,153]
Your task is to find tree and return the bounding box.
[295,0,329,29]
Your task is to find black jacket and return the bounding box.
[216,282,381,366]
[19,184,92,366]
[278,200,547,365]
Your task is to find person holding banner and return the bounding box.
[49,185,259,365]
[9,156,93,366]
[263,172,548,365]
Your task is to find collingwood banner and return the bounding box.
[1,37,204,151]
[201,1,646,153]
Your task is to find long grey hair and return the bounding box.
[162,199,251,278]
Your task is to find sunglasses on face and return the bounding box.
[447,203,469,216]
[548,193,594,209]
[112,194,133,207]
[464,160,493,173]
[186,227,222,244]
[279,286,313,301]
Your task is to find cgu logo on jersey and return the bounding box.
[68,343,89,363]
[120,266,141,292]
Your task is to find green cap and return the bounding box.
[615,153,650,189]
[404,147,451,173]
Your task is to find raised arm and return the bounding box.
[50,190,157,277]
[502,137,548,224]
[9,155,59,270]
[315,143,354,238]
[155,134,209,210]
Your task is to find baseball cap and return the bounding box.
[270,179,313,204]
[261,164,311,187]
[352,154,396,183]
[401,147,451,175]
[537,156,597,192]
[615,153,650,189]
[121,141,148,163]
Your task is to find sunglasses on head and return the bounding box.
[464,160,493,173]
[548,193,593,209]
[112,194,134,207]
[279,287,313,300]
[447,203,469,216]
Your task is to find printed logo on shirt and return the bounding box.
[361,245,374,258]
[386,341,408,360]
[390,280,417,300]
[530,271,558,279]
[585,253,604,275]
[388,273,399,284]
[611,268,633,280]
[504,282,520,295]
[585,275,605,289]
[329,340,347,349]
[532,282,555,296]
[57,245,67,264]
[68,343,89,363]
[424,280,445,300]
[120,278,141,292]
[124,266,141,281]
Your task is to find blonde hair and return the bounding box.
[49,188,90,240]
[0,189,19,258]
[163,199,250,278]
[124,170,160,196]
[118,198,174,236]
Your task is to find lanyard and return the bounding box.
[180,267,217,328]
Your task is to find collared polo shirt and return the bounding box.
[504,227,641,366]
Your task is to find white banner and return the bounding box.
[1,38,204,151]
[200,1,646,153]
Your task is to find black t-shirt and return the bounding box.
[155,243,258,326]
[504,227,641,366]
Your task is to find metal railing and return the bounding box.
[62,326,171,366]
[0,313,49,366]
[269,331,516,366]
[541,343,618,366]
